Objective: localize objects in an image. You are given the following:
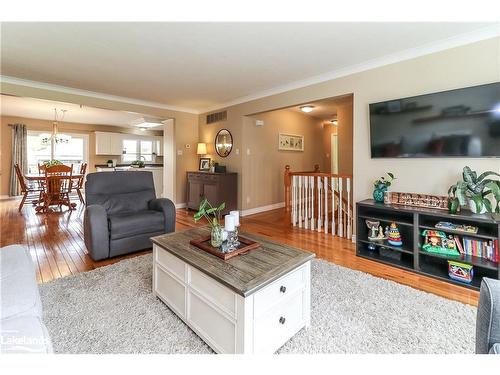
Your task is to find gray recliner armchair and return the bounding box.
[476,277,500,354]
[83,171,175,261]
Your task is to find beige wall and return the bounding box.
[199,37,500,212]
[0,83,199,203]
[0,115,162,195]
[243,109,324,208]
[321,98,353,175]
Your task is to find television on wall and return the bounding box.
[369,82,500,158]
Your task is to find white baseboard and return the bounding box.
[351,234,356,243]
[175,203,187,209]
[241,202,285,217]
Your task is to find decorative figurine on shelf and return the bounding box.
[387,222,403,246]
[366,220,381,240]
[421,230,460,256]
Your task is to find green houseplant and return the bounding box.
[43,159,62,168]
[373,172,396,203]
[106,159,113,167]
[448,166,500,214]
[194,198,226,247]
[131,160,145,168]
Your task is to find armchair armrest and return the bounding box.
[83,204,110,261]
[476,278,500,354]
[149,198,176,234]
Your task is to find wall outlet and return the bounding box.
[235,148,240,155]
[246,148,251,155]
[177,150,183,156]
[246,196,251,204]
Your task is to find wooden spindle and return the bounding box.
[338,177,343,238]
[346,177,351,239]
[323,176,328,234]
[331,176,336,236]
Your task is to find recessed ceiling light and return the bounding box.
[300,105,315,113]
[139,127,147,131]
[330,119,338,125]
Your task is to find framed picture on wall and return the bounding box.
[199,157,211,171]
[278,133,304,151]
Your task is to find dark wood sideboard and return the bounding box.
[186,171,237,214]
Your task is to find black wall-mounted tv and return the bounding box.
[369,82,500,158]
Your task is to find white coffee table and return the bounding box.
[151,227,314,354]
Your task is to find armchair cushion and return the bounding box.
[83,204,110,261]
[109,210,165,240]
[149,198,176,233]
[476,278,500,354]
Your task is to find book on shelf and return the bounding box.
[461,237,499,263]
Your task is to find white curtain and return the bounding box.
[9,124,28,196]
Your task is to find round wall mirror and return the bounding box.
[215,129,233,158]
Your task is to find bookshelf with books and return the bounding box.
[357,199,500,291]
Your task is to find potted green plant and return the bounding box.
[194,198,226,247]
[447,185,461,214]
[448,166,500,214]
[43,159,62,168]
[106,159,114,168]
[131,160,145,168]
[373,172,396,203]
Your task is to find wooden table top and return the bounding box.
[151,227,315,297]
[25,173,84,180]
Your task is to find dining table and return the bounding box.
[24,172,84,212]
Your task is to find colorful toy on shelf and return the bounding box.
[448,261,474,284]
[421,230,460,256]
[387,222,403,246]
[434,221,478,234]
[365,220,387,241]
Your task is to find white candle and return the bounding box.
[224,215,235,232]
[230,210,240,226]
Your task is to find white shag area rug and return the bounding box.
[39,254,477,354]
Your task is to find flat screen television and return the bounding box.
[369,82,500,158]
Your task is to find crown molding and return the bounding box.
[201,23,500,113]
[0,75,200,114]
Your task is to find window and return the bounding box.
[122,139,153,162]
[27,131,88,173]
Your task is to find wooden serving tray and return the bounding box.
[189,235,261,260]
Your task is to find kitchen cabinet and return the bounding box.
[186,172,237,214]
[95,132,124,155]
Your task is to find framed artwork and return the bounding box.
[199,157,211,171]
[278,133,304,151]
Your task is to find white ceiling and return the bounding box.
[0,94,163,127]
[1,22,497,112]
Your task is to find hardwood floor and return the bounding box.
[0,198,479,306]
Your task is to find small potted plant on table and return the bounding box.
[194,198,226,247]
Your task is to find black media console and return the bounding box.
[356,199,500,290]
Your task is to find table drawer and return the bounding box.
[155,245,186,282]
[253,265,306,316]
[253,289,305,353]
[189,267,236,318]
[155,265,186,318]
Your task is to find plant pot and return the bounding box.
[448,198,460,214]
[373,184,387,203]
[210,225,224,248]
[468,199,487,214]
[107,163,113,167]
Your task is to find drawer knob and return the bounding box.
[279,316,286,325]
[280,285,286,293]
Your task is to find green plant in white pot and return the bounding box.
[448,166,500,214]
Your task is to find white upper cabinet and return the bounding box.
[95,131,161,156]
[95,132,125,155]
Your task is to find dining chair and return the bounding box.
[73,163,87,204]
[36,164,76,213]
[14,164,43,212]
